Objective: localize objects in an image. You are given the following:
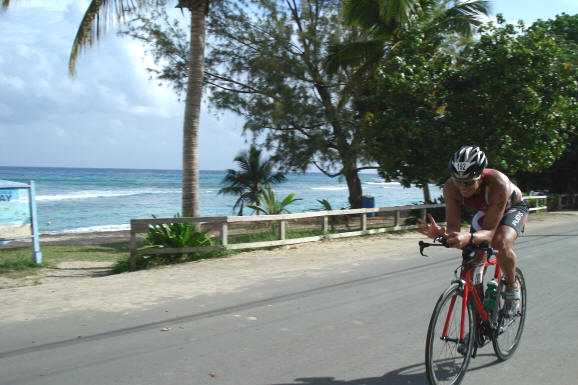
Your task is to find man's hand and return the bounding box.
[417,214,447,240]
[445,231,472,249]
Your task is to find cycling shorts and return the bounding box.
[470,200,530,236]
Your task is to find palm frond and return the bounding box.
[326,39,387,73]
[382,0,419,27]
[1,0,11,12]
[425,0,491,39]
[342,0,383,30]
[342,0,418,34]
[69,0,160,76]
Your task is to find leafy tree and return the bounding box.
[122,0,377,209]
[359,30,455,202]
[512,13,578,193]
[441,15,576,176]
[2,0,220,218]
[361,14,576,198]
[329,0,490,76]
[122,0,487,208]
[219,145,286,215]
[337,0,490,202]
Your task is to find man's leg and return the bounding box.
[493,225,518,284]
[493,225,520,316]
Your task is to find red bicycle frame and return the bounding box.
[442,254,502,342]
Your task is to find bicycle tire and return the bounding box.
[425,283,475,385]
[492,267,527,360]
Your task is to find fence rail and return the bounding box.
[524,195,548,212]
[128,195,554,271]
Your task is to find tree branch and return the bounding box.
[313,160,343,178]
[355,166,379,172]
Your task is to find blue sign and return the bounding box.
[0,188,31,238]
[0,180,42,263]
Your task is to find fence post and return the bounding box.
[394,210,400,228]
[559,195,565,209]
[220,222,228,246]
[421,208,427,221]
[279,220,286,240]
[361,213,367,231]
[322,215,328,233]
[129,221,137,271]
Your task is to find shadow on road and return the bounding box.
[270,354,505,385]
[269,362,428,385]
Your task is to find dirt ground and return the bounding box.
[0,211,575,324]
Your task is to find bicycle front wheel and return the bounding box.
[492,267,527,360]
[425,283,474,385]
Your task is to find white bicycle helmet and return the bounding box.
[449,145,488,180]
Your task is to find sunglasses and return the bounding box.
[453,178,478,186]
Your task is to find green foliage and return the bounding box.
[442,15,576,175]
[0,242,130,277]
[219,145,285,215]
[122,0,373,208]
[359,28,456,195]
[138,214,214,267]
[247,185,302,215]
[333,0,489,203]
[317,199,333,211]
[510,14,578,193]
[362,13,577,193]
[317,199,350,231]
[330,0,490,73]
[0,251,42,272]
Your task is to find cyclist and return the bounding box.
[417,145,529,316]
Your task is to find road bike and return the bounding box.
[420,237,527,385]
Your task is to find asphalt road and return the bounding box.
[1,218,577,385]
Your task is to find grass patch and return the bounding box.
[0,224,430,279]
[117,248,232,273]
[0,243,130,276]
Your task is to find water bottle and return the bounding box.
[484,279,498,311]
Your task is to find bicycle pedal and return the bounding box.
[477,335,490,347]
[457,341,469,356]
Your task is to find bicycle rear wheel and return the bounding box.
[425,284,474,385]
[492,267,527,360]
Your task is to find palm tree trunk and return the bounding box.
[182,1,207,217]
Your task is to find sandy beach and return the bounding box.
[0,211,576,324]
[5,230,132,247]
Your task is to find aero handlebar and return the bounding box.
[419,236,497,257]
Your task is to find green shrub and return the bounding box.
[137,215,215,267]
[317,199,350,231]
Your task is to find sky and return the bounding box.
[0,1,576,171]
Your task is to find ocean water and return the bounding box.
[0,167,442,234]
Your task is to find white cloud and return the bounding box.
[0,73,25,89]
[0,1,245,170]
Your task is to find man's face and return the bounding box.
[452,177,481,198]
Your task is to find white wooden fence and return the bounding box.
[128,195,552,271]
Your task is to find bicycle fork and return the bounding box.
[441,281,494,358]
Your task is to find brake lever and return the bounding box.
[419,241,431,257]
[419,237,449,257]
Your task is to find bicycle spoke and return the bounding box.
[492,268,526,360]
[426,285,473,385]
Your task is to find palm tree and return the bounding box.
[219,145,286,216]
[328,0,490,75]
[247,185,302,215]
[327,0,490,203]
[2,0,214,217]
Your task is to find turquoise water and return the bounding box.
[0,167,442,234]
